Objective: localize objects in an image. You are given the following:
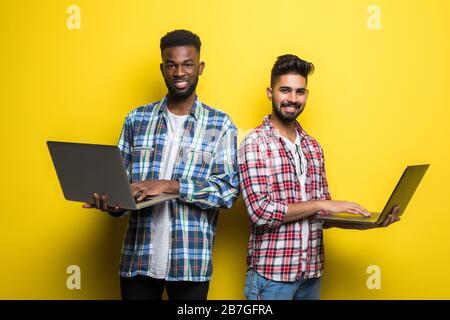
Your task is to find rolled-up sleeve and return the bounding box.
[178,118,239,210]
[238,135,288,228]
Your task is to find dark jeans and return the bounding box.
[120,275,210,300]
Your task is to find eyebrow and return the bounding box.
[279,86,306,91]
[164,59,195,64]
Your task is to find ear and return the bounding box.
[198,61,205,76]
[266,87,273,100]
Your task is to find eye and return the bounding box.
[280,88,289,93]
[184,63,194,68]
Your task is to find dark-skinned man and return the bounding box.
[84,30,239,300]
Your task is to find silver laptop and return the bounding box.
[317,164,429,226]
[47,141,179,210]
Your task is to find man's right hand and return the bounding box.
[284,199,371,223]
[318,200,371,217]
[82,193,124,215]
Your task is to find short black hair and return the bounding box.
[160,29,201,53]
[270,54,315,87]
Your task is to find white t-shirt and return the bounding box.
[280,132,309,272]
[149,109,188,279]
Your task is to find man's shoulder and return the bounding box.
[240,123,271,148]
[301,130,324,153]
[199,102,229,118]
[198,102,235,128]
[126,101,160,118]
[240,124,325,153]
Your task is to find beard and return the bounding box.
[165,76,199,101]
[272,101,304,123]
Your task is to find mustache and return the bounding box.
[281,102,301,108]
[173,77,189,82]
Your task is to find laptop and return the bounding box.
[317,164,429,226]
[47,141,179,210]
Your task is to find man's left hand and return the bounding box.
[378,205,401,227]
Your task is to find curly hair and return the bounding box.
[160,29,201,53]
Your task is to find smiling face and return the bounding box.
[267,73,309,123]
[160,45,205,101]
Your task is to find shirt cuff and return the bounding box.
[178,178,194,203]
[258,200,287,228]
[272,201,288,226]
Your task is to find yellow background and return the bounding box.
[1,0,449,299]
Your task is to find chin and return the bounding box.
[170,90,193,100]
[281,113,300,121]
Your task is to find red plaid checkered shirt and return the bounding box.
[238,116,331,282]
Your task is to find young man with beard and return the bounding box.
[238,54,400,300]
[84,30,239,300]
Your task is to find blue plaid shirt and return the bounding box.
[117,96,239,281]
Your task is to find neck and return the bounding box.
[167,92,196,115]
[269,113,298,143]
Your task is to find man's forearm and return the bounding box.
[283,200,324,223]
[283,199,371,224]
[165,180,180,194]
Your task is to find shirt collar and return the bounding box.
[156,95,201,121]
[262,115,307,141]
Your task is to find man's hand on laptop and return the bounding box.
[378,205,401,227]
[82,193,124,215]
[317,200,371,217]
[131,180,180,202]
[324,205,401,230]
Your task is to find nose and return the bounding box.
[287,91,298,104]
[174,65,185,77]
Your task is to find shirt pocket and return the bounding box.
[179,146,214,177]
[131,145,155,167]
[132,145,154,154]
[188,147,213,164]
